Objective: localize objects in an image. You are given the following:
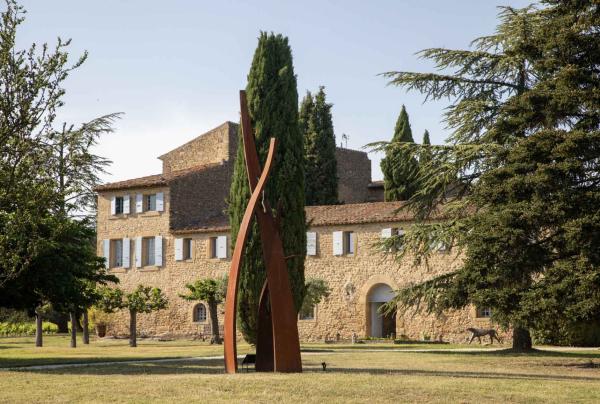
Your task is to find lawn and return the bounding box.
[1,336,599,403]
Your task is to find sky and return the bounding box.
[18,0,532,182]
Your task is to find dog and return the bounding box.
[466,327,503,345]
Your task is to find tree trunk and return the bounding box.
[512,326,533,351]
[82,311,90,344]
[129,309,137,348]
[208,300,221,344]
[55,315,69,334]
[70,312,77,348]
[35,307,43,347]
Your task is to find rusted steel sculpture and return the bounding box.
[223,90,302,373]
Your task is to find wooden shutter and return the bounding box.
[135,237,142,267]
[216,236,227,259]
[306,232,317,256]
[103,239,110,267]
[110,196,116,215]
[175,238,183,261]
[136,194,143,213]
[155,236,163,266]
[123,195,130,214]
[156,192,164,212]
[122,238,130,268]
[333,231,344,256]
[381,228,393,238]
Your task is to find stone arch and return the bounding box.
[359,275,399,338]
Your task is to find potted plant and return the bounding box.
[89,307,111,338]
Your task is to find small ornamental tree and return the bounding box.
[380,106,419,201]
[300,87,338,206]
[97,285,168,348]
[179,277,227,344]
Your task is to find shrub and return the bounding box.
[0,321,58,336]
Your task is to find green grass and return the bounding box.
[0,335,251,368]
[1,336,600,403]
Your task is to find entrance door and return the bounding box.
[367,283,395,338]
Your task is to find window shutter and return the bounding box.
[123,195,130,214]
[122,238,130,268]
[381,228,393,238]
[217,236,227,259]
[103,239,110,267]
[110,196,116,215]
[333,231,344,256]
[155,236,163,266]
[306,232,317,256]
[174,238,183,261]
[136,194,143,213]
[135,237,142,267]
[156,192,164,212]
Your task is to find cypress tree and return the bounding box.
[301,86,338,205]
[228,32,306,344]
[380,105,419,201]
[420,130,431,165]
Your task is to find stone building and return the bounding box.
[95,122,493,343]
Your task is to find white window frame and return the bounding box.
[146,194,157,211]
[344,231,355,255]
[112,239,123,268]
[144,237,156,266]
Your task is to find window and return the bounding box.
[183,238,192,260]
[193,303,207,322]
[111,239,123,268]
[209,237,218,258]
[144,237,156,266]
[145,194,157,211]
[209,236,227,259]
[299,304,315,321]
[476,307,492,318]
[333,231,356,256]
[115,197,124,214]
[344,231,355,255]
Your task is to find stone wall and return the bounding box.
[159,122,238,174]
[168,162,233,231]
[97,194,500,343]
[335,148,372,204]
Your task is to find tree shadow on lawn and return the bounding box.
[419,348,600,360]
[322,367,600,382]
[14,357,600,383]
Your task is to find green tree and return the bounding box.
[380,106,419,201]
[228,32,306,344]
[373,2,600,351]
[179,277,227,344]
[97,285,168,348]
[300,87,338,205]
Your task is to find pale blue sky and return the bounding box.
[19,0,531,182]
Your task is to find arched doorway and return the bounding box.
[367,283,396,338]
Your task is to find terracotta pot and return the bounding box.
[95,324,107,338]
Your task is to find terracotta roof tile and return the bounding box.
[171,201,435,233]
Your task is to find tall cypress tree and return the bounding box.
[228,32,306,344]
[301,86,338,205]
[380,105,419,201]
[420,130,431,164]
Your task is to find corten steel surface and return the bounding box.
[223,91,302,374]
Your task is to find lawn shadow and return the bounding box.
[418,348,600,359]
[317,366,600,382]
[14,358,227,376]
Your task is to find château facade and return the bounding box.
[95,122,494,343]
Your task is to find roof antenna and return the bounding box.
[342,133,349,148]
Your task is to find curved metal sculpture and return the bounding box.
[224,90,302,373]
